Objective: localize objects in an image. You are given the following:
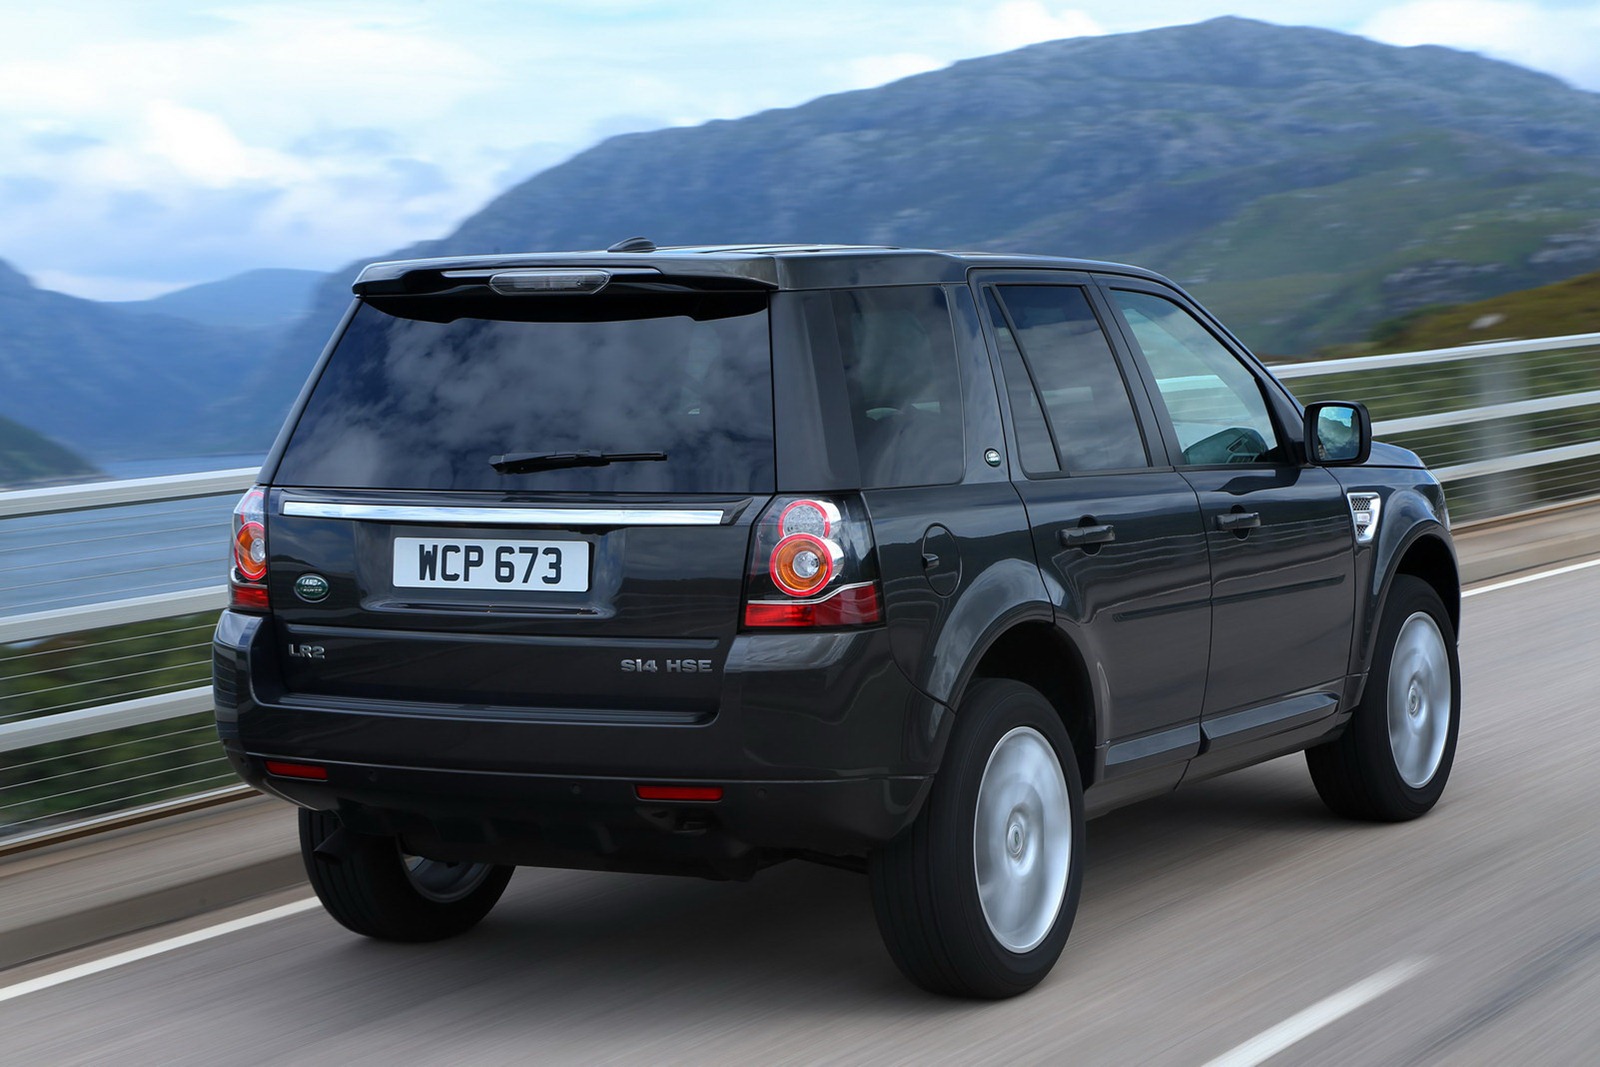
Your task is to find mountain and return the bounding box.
[116,268,324,330]
[0,260,277,459]
[0,412,101,487]
[263,13,1600,408]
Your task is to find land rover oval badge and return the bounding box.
[295,574,330,602]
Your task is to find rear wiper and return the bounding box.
[489,450,668,474]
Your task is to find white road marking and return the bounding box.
[0,898,320,1005]
[1199,958,1429,1067]
[1465,556,1600,598]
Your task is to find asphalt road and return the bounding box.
[4,562,1599,1065]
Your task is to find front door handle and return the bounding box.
[1214,511,1262,532]
[1059,523,1117,547]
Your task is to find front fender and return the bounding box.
[1335,472,1456,683]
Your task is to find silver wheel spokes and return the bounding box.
[402,853,493,904]
[973,726,1071,954]
[1386,612,1452,788]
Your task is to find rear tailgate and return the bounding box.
[267,490,762,720]
[259,279,774,723]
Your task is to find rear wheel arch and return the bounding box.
[951,620,1097,790]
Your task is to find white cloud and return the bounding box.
[844,52,948,89]
[140,102,289,187]
[982,2,1106,51]
[1361,0,1600,89]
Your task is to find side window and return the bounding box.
[1110,290,1282,466]
[984,291,1059,475]
[832,287,964,488]
[992,285,1149,473]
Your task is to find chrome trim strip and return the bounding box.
[279,501,726,527]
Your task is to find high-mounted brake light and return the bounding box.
[489,269,611,295]
[743,495,882,629]
[230,487,270,612]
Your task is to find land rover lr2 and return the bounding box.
[214,244,1460,998]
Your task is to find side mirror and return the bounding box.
[1304,401,1372,466]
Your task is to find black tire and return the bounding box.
[869,679,1085,998]
[299,809,514,942]
[1307,575,1460,821]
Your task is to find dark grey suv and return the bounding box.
[214,243,1460,998]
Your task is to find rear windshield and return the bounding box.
[274,292,774,493]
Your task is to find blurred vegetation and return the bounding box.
[1321,269,1600,358]
[0,612,235,838]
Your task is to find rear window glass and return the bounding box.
[274,293,774,493]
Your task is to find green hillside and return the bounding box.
[0,414,101,487]
[1342,269,1600,355]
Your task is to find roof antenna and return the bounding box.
[607,236,656,253]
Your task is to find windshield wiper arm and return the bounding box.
[489,450,668,474]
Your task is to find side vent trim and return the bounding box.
[1347,492,1382,544]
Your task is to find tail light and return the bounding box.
[230,486,270,612]
[743,495,882,628]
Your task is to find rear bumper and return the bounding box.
[214,610,942,866]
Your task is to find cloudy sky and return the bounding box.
[3,0,1598,300]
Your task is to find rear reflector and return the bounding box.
[264,760,328,781]
[635,784,723,802]
[231,584,270,611]
[744,582,882,628]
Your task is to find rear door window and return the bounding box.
[989,285,1150,473]
[274,292,774,493]
[984,290,1059,475]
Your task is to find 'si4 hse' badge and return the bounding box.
[295,574,330,602]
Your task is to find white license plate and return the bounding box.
[392,537,589,592]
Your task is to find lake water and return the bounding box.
[2,454,267,618]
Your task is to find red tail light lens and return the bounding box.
[743,583,882,628]
[230,487,270,612]
[744,495,882,629]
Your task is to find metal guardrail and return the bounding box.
[0,468,259,519]
[2,332,1599,845]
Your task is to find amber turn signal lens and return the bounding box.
[234,521,267,581]
[769,533,837,596]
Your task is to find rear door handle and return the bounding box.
[1059,523,1117,547]
[1214,511,1262,532]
